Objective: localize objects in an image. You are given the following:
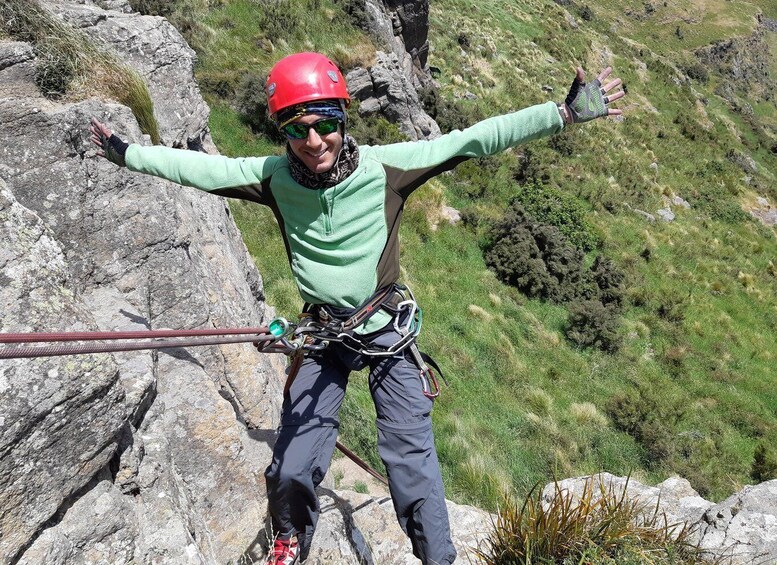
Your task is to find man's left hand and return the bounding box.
[560,66,626,124]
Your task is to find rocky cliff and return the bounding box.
[0,1,488,563]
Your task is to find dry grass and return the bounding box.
[1,0,160,143]
[475,475,712,564]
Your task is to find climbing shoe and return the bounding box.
[265,537,299,565]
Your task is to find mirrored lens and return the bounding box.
[282,118,342,139]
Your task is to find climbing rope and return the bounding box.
[0,327,284,359]
[0,319,390,484]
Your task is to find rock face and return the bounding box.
[0,1,284,562]
[347,51,441,141]
[698,480,777,564]
[347,0,441,140]
[0,2,485,563]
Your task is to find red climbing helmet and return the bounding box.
[265,52,350,118]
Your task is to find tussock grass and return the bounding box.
[475,476,711,564]
[0,0,160,143]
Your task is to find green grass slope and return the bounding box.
[132,0,777,506]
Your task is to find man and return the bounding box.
[91,52,624,564]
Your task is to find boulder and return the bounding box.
[543,473,712,536]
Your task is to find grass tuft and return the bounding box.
[1,0,160,143]
[475,475,711,564]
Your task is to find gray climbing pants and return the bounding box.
[265,327,456,564]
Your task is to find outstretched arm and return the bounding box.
[88,118,280,194]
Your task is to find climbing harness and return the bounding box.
[291,283,446,398]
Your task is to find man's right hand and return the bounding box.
[90,118,127,167]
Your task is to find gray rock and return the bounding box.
[347,51,441,140]
[362,0,432,85]
[0,2,283,562]
[657,207,675,222]
[312,489,492,564]
[0,41,35,71]
[17,471,138,565]
[698,480,777,564]
[441,205,462,225]
[633,208,657,222]
[346,0,440,141]
[51,1,211,150]
[542,474,777,564]
[672,195,691,209]
[0,180,127,563]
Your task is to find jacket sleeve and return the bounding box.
[370,101,564,196]
[124,144,282,195]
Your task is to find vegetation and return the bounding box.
[133,0,776,527]
[0,0,159,143]
[475,476,712,564]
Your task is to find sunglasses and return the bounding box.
[281,117,343,140]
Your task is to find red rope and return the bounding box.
[0,327,270,344]
[0,333,283,360]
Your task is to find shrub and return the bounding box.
[511,182,601,252]
[484,204,594,303]
[127,0,174,16]
[420,85,485,132]
[751,443,777,482]
[485,202,624,352]
[332,0,369,30]
[578,4,594,21]
[565,300,621,352]
[606,385,686,467]
[681,61,710,83]
[347,101,407,145]
[234,71,286,143]
[590,255,625,310]
[475,477,706,564]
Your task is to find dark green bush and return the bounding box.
[128,0,174,16]
[420,85,485,132]
[548,128,575,156]
[233,71,286,143]
[485,201,624,351]
[484,204,594,303]
[565,300,621,352]
[511,183,601,251]
[332,0,369,30]
[606,385,685,467]
[347,102,407,145]
[590,255,625,309]
[681,61,710,83]
[751,443,777,482]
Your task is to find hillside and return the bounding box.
[134,0,777,507]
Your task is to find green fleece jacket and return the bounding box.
[125,101,564,331]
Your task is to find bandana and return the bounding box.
[276,100,347,128]
[287,134,360,189]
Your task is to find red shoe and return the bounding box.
[265,537,299,565]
